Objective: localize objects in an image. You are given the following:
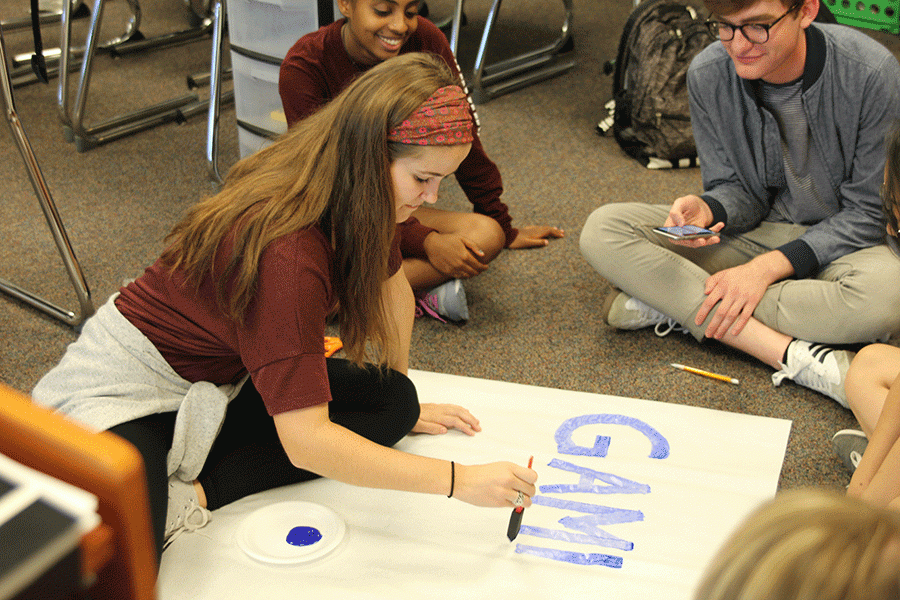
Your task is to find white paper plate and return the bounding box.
[236,501,345,564]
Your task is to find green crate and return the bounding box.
[823,0,900,34]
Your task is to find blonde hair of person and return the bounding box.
[882,121,900,236]
[160,53,460,366]
[694,488,900,600]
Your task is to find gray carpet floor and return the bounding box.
[3,0,899,491]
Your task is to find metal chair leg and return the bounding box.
[170,0,233,183]
[0,23,93,328]
[57,0,213,151]
[205,0,226,183]
[427,0,465,55]
[470,0,575,104]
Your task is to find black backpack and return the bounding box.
[598,0,715,168]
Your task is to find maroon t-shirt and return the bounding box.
[279,17,517,251]
[115,226,401,415]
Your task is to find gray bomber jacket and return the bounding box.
[687,23,900,278]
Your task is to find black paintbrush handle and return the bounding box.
[507,508,524,541]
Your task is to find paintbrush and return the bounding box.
[507,456,533,542]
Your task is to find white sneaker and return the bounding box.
[772,340,854,407]
[164,476,211,549]
[831,429,868,473]
[602,290,687,337]
[415,279,469,322]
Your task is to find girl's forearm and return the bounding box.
[384,268,414,375]
[274,405,451,495]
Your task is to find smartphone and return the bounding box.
[653,225,717,240]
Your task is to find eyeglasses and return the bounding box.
[705,3,802,44]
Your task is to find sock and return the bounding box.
[781,339,796,365]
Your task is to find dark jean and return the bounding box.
[109,358,419,563]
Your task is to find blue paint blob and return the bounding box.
[286,526,322,547]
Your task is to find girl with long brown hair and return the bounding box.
[32,52,537,564]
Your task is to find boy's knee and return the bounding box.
[580,204,628,266]
[580,203,633,243]
[579,206,607,253]
[858,295,900,343]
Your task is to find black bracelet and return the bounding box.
[448,461,455,498]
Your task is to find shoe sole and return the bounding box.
[831,429,866,442]
[601,288,622,327]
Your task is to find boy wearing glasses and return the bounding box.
[580,0,900,406]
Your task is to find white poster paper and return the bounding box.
[158,370,791,600]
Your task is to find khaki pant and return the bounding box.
[579,202,900,344]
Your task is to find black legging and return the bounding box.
[109,358,420,564]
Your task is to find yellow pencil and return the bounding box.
[671,363,739,385]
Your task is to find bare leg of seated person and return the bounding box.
[831,344,900,474]
[404,206,504,322]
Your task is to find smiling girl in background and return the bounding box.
[279,0,563,322]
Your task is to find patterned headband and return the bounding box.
[388,85,474,146]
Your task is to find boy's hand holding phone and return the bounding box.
[660,195,724,247]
